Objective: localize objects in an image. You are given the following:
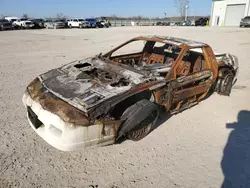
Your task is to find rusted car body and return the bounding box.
[22,36,238,151]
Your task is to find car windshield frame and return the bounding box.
[104,39,183,62]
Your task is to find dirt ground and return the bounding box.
[0,26,250,188]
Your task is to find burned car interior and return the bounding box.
[107,40,180,77]
[105,39,207,79]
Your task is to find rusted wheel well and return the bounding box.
[215,66,235,95]
[109,90,153,120]
[218,66,235,78]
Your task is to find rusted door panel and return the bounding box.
[173,70,213,88]
[172,84,210,102]
[166,69,213,112]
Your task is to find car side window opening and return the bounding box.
[177,48,205,76]
[147,42,181,65]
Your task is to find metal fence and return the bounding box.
[109,17,205,27]
[110,20,158,27]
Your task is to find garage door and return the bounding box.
[225,4,246,26]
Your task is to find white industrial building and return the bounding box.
[210,0,250,26]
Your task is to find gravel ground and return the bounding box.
[0,26,250,188]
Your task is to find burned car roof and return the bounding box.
[134,35,207,48]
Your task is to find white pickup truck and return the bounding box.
[68,19,90,28]
[13,18,34,29]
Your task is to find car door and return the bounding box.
[72,19,78,27]
[166,47,214,113]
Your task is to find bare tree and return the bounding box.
[22,14,29,19]
[56,13,67,19]
[174,0,189,17]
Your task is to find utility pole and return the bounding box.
[185,5,189,21]
[194,9,196,21]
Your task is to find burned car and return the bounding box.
[22,36,238,151]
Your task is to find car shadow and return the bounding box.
[221,110,250,188]
[153,89,217,130]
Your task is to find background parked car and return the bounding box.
[156,21,163,26]
[175,21,182,26]
[13,18,34,29]
[45,20,65,29]
[195,17,209,26]
[0,19,13,30]
[96,20,110,28]
[182,20,192,26]
[163,22,170,26]
[30,19,45,29]
[68,19,90,28]
[85,18,97,28]
[170,22,176,26]
[58,19,69,28]
[240,16,250,27]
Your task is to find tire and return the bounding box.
[117,100,159,141]
[69,24,72,28]
[217,72,234,96]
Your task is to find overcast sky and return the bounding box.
[0,0,212,18]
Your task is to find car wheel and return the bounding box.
[69,24,72,28]
[217,72,234,96]
[117,99,159,141]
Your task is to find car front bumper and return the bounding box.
[24,24,35,28]
[55,25,65,29]
[1,25,13,30]
[81,24,91,28]
[240,22,250,26]
[22,91,116,151]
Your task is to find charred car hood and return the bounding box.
[39,57,153,113]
